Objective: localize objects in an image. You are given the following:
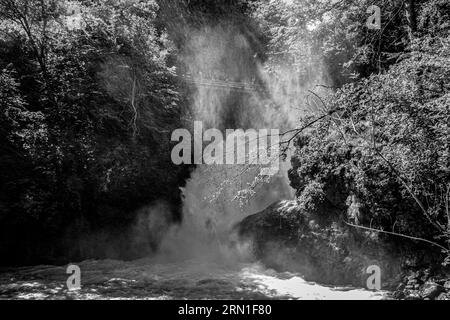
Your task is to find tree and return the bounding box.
[0,0,191,264]
[283,0,449,261]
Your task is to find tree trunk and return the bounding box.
[405,0,417,42]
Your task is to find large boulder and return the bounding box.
[420,282,444,299]
[237,200,404,289]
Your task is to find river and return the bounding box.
[0,165,389,300]
[0,257,387,300]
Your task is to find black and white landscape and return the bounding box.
[0,0,449,301]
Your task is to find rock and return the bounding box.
[405,292,421,300]
[421,282,444,299]
[407,273,419,284]
[396,283,405,291]
[436,292,449,300]
[407,275,417,281]
[444,280,450,290]
[421,269,431,282]
[392,291,405,299]
[237,200,403,288]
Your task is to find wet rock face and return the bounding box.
[237,200,403,289]
[421,282,444,299]
[399,269,450,300]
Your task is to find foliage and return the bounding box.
[0,0,191,264]
[286,0,450,260]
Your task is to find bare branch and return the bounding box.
[344,220,448,252]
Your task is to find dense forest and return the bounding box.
[0,0,196,264]
[0,0,449,299]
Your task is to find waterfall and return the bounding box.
[154,23,327,264]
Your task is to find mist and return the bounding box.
[152,14,331,264]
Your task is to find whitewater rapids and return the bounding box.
[0,258,387,300]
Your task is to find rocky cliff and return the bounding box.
[237,200,449,297]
